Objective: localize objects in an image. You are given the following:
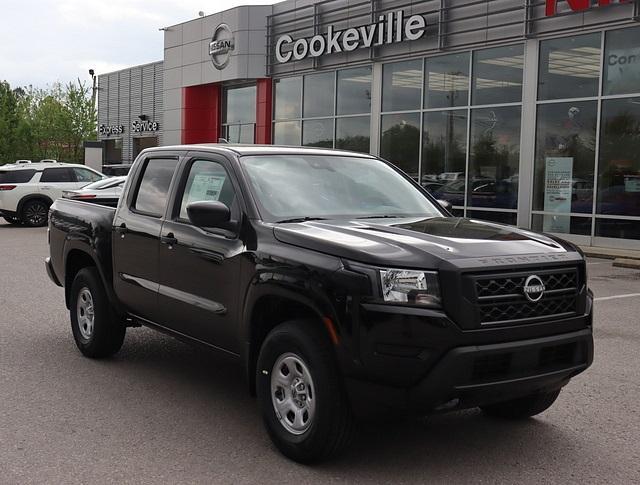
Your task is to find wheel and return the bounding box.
[2,216,21,225]
[21,199,49,227]
[481,389,561,419]
[256,319,355,463]
[70,267,125,358]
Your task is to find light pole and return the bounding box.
[88,69,97,112]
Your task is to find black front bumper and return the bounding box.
[345,327,593,416]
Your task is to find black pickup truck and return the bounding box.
[46,145,593,463]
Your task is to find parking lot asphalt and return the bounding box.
[1,220,639,484]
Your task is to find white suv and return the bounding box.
[0,163,105,226]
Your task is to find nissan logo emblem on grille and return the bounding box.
[523,275,545,302]
[209,24,234,70]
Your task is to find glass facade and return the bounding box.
[273,67,371,153]
[272,25,640,247]
[222,85,256,143]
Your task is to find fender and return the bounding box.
[17,193,54,214]
[62,232,125,316]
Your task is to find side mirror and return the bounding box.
[437,199,453,213]
[186,201,230,228]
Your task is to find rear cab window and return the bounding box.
[0,169,37,183]
[132,159,179,217]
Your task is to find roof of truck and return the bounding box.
[141,144,377,159]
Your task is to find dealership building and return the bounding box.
[96,0,640,249]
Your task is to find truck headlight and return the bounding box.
[380,269,441,307]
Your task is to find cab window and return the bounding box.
[178,160,236,221]
[132,159,178,217]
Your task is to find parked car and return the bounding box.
[46,145,593,463]
[62,176,126,207]
[0,162,105,226]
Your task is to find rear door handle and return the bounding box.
[161,233,178,247]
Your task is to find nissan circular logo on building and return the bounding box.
[209,23,234,70]
[523,275,546,303]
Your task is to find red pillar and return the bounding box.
[182,83,221,144]
[255,78,273,145]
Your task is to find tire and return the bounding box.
[70,267,125,358]
[481,389,561,419]
[256,319,355,463]
[21,199,49,227]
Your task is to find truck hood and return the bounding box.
[273,217,575,268]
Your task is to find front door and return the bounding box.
[157,157,245,354]
[112,157,179,322]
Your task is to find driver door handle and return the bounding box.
[161,233,178,247]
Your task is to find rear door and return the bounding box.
[156,155,245,353]
[112,155,180,322]
[39,167,78,200]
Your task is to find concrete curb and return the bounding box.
[612,258,640,270]
[580,246,640,261]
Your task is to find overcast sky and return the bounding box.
[0,0,274,89]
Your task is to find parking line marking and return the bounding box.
[594,293,640,302]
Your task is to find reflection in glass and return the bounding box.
[422,110,467,203]
[274,77,301,120]
[382,60,423,112]
[531,214,592,236]
[303,119,334,148]
[603,26,640,96]
[468,106,521,209]
[597,97,640,217]
[337,66,372,115]
[533,102,597,215]
[223,85,257,124]
[225,123,255,144]
[472,45,524,105]
[467,210,517,226]
[380,113,420,180]
[595,218,640,240]
[273,121,301,146]
[336,116,370,153]
[538,33,600,101]
[304,72,335,118]
[424,53,470,108]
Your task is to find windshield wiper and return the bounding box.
[275,216,329,224]
[355,214,404,219]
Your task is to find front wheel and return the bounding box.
[70,267,125,358]
[481,389,561,419]
[256,320,355,463]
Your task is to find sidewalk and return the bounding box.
[579,246,640,269]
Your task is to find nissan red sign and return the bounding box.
[545,0,630,17]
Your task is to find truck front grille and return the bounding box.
[469,267,579,325]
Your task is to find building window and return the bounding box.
[603,26,640,96]
[532,101,597,224]
[336,116,370,153]
[382,60,423,112]
[336,66,372,115]
[468,106,521,210]
[273,67,372,152]
[472,45,524,105]
[421,110,467,188]
[538,33,601,101]
[303,72,335,118]
[380,113,421,180]
[597,97,640,219]
[222,85,256,143]
[424,52,470,109]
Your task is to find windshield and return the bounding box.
[241,155,442,222]
[81,176,125,190]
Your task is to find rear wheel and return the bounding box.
[70,267,125,358]
[21,199,49,227]
[256,319,355,463]
[481,389,561,419]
